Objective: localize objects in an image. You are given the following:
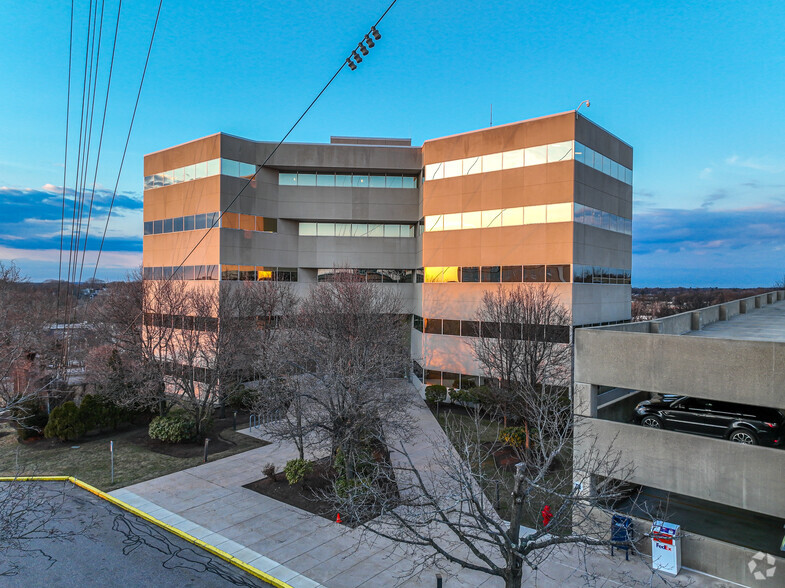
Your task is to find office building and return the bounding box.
[142,110,633,384]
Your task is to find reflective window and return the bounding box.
[443,213,462,231]
[460,267,480,282]
[368,224,383,237]
[352,223,368,237]
[144,221,153,235]
[547,202,572,223]
[463,156,481,175]
[502,266,522,282]
[317,173,335,187]
[299,222,316,236]
[173,217,184,232]
[482,152,502,173]
[442,319,460,336]
[482,209,502,228]
[184,215,195,231]
[195,161,208,179]
[424,318,442,334]
[425,162,444,181]
[370,175,386,188]
[336,223,352,237]
[523,265,545,282]
[239,162,256,178]
[402,176,417,189]
[501,207,524,227]
[426,215,443,232]
[524,205,546,225]
[443,266,460,283]
[352,175,368,187]
[547,141,573,162]
[386,175,402,188]
[503,149,524,170]
[240,214,255,231]
[444,160,462,178]
[207,159,220,176]
[525,145,547,166]
[153,220,162,234]
[546,264,571,283]
[279,172,297,185]
[298,173,316,186]
[384,224,401,238]
[163,218,173,233]
[461,320,479,337]
[462,211,481,230]
[221,159,239,177]
[481,266,500,282]
[317,223,335,237]
[425,267,444,283]
[194,214,207,230]
[336,174,352,187]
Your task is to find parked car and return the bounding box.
[632,395,784,447]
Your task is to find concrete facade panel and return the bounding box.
[576,418,785,518]
[575,329,785,409]
[144,134,221,175]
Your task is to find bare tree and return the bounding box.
[0,262,59,435]
[278,274,412,480]
[333,385,644,588]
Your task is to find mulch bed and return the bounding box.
[14,410,267,459]
[243,458,341,523]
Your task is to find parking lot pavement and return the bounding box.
[0,480,270,587]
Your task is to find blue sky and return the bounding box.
[1,0,784,286]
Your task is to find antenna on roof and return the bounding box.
[490,104,493,127]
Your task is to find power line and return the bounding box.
[155,0,399,283]
[91,0,163,282]
[56,0,76,322]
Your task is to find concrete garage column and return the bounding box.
[574,382,598,418]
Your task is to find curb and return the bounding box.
[0,476,293,588]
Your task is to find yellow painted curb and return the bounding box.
[0,476,293,588]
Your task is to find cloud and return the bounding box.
[634,203,785,256]
[725,154,785,174]
[0,245,141,268]
[700,190,727,208]
[0,183,142,252]
[699,167,712,179]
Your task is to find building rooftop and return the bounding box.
[686,299,785,342]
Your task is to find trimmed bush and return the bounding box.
[226,385,255,410]
[12,401,49,441]
[148,412,196,443]
[425,384,447,404]
[283,458,313,485]
[449,387,480,404]
[78,394,103,431]
[44,401,86,442]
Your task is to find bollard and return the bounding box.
[233,411,237,432]
[494,480,500,510]
[203,438,210,463]
[436,573,442,588]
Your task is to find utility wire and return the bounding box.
[91,0,163,281]
[56,0,76,324]
[106,0,399,343]
[154,0,399,283]
[76,0,123,292]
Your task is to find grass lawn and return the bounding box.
[0,414,267,492]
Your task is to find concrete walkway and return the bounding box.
[111,386,736,588]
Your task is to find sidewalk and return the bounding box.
[111,385,735,588]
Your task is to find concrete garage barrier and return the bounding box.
[0,476,293,588]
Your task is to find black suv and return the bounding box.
[633,396,784,447]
